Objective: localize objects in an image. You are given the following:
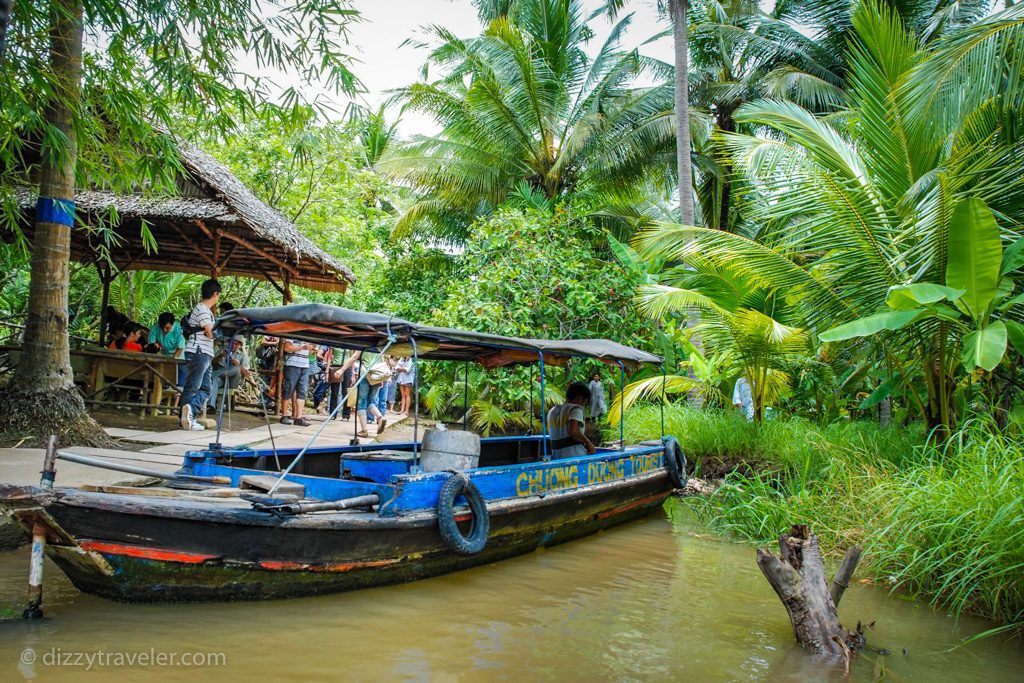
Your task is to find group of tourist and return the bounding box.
[109,277,618,439]
[102,279,248,430]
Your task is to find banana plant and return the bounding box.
[821,199,1024,371]
[821,198,1024,431]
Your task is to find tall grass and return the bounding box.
[620,403,920,477]
[637,406,1024,632]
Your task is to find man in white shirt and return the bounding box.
[546,382,597,459]
[180,279,220,431]
[280,338,316,426]
[588,372,607,419]
[732,376,754,421]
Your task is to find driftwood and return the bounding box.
[757,525,865,659]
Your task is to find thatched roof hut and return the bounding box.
[6,137,355,294]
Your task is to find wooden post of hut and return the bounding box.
[95,261,113,345]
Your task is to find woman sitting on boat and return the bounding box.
[547,382,596,458]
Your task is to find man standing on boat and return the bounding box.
[548,382,597,458]
[179,279,220,431]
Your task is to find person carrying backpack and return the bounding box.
[179,278,220,431]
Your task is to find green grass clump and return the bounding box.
[638,406,1024,632]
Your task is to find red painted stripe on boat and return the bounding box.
[259,559,399,573]
[79,541,218,564]
[595,492,670,520]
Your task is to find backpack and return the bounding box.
[180,311,199,339]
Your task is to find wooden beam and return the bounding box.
[219,230,299,278]
[216,240,241,273]
[212,232,222,276]
[258,267,286,297]
[194,219,215,240]
[170,223,218,272]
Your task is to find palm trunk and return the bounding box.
[716,104,735,231]
[670,0,694,227]
[2,0,106,446]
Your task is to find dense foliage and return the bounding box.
[382,0,677,242]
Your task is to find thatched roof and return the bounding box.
[6,138,355,293]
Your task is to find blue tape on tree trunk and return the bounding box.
[36,197,76,226]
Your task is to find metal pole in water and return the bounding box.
[24,435,57,620]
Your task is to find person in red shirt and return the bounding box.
[109,324,144,352]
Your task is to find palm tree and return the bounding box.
[383,0,676,242]
[669,0,695,226]
[633,1,1024,432]
[591,0,696,226]
[613,258,808,422]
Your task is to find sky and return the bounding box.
[336,0,676,137]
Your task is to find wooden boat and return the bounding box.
[0,305,686,603]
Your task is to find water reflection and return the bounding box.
[0,499,1021,681]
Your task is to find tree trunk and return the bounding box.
[757,525,865,659]
[670,0,694,227]
[0,0,108,447]
[715,104,735,231]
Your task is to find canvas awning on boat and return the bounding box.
[216,304,662,368]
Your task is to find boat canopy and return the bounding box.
[216,303,662,369]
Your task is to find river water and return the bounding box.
[0,498,1021,681]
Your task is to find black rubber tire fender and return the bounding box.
[663,436,688,489]
[437,472,490,556]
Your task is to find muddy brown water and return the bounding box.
[0,498,1021,681]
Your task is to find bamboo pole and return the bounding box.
[24,436,58,620]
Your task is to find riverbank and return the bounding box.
[623,405,1024,637]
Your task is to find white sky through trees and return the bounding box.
[276,0,675,136]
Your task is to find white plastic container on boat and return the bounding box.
[420,428,481,472]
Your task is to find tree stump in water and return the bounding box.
[757,525,865,658]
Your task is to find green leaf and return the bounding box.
[997,290,1024,311]
[819,309,926,342]
[608,233,644,278]
[962,321,1007,372]
[1001,237,1024,275]
[885,283,965,310]
[1005,320,1024,357]
[946,198,1003,321]
[859,374,900,410]
[925,303,964,322]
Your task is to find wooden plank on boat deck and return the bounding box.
[239,475,305,497]
[79,484,184,497]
